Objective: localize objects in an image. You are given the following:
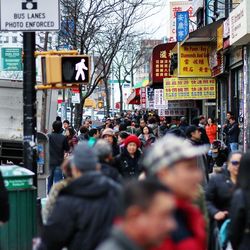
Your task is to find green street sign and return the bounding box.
[1,47,22,71]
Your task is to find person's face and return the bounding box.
[118,135,125,145]
[84,121,90,128]
[143,127,149,135]
[208,118,212,124]
[63,122,69,129]
[227,113,231,120]
[191,129,201,141]
[140,120,146,128]
[127,142,137,155]
[200,118,205,125]
[65,129,70,136]
[103,134,113,144]
[95,130,100,138]
[131,122,136,127]
[158,158,203,200]
[129,192,176,247]
[228,153,242,178]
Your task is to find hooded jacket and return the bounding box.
[152,199,206,250]
[40,172,121,250]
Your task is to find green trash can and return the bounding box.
[0,165,37,250]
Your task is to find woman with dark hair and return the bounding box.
[205,117,217,144]
[65,126,78,153]
[138,126,156,149]
[229,152,250,250]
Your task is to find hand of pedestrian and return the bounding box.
[214,211,228,221]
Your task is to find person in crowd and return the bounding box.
[48,120,69,193]
[83,120,91,130]
[222,111,233,146]
[65,126,78,154]
[88,128,100,147]
[186,125,209,183]
[94,139,122,183]
[43,157,73,224]
[126,120,139,135]
[115,135,142,179]
[97,180,176,250]
[40,142,121,250]
[158,117,168,137]
[0,169,9,224]
[192,117,210,145]
[142,134,208,250]
[229,152,250,250]
[199,115,206,129]
[206,151,242,229]
[138,126,156,150]
[137,119,147,136]
[62,120,70,135]
[205,117,217,144]
[179,116,189,133]
[148,117,158,137]
[78,125,89,141]
[227,116,240,152]
[102,128,120,157]
[117,131,130,153]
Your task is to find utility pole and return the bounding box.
[23,32,37,186]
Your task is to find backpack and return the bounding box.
[219,219,231,249]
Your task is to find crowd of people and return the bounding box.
[0,109,246,250]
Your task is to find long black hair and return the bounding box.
[237,152,250,190]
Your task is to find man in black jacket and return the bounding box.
[48,120,69,193]
[227,116,240,152]
[40,142,121,250]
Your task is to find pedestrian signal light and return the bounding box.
[42,56,62,84]
[61,55,90,84]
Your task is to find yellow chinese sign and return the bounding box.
[164,78,216,100]
[217,25,223,51]
[178,45,212,77]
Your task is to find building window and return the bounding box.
[40,37,45,44]
[12,36,18,43]
[3,36,9,43]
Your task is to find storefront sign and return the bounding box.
[167,100,196,109]
[211,52,224,77]
[158,108,186,117]
[178,45,211,77]
[176,11,189,42]
[154,89,168,109]
[229,0,250,46]
[223,18,230,38]
[169,1,196,42]
[164,78,216,100]
[147,87,154,109]
[217,25,224,51]
[140,87,147,109]
[151,42,176,84]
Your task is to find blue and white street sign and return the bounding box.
[176,11,189,42]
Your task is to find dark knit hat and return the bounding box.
[124,135,141,148]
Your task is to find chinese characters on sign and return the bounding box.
[154,89,168,109]
[163,78,216,100]
[169,1,196,42]
[147,87,154,109]
[158,109,187,117]
[178,45,212,77]
[140,87,147,109]
[176,11,189,42]
[151,43,176,83]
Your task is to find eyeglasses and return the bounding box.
[231,161,240,166]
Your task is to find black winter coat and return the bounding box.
[229,189,250,250]
[41,172,121,250]
[115,149,142,179]
[100,163,122,183]
[227,122,240,143]
[205,171,235,219]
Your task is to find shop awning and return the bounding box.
[133,78,150,89]
[181,19,224,44]
[127,88,140,105]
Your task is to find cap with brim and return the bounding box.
[143,134,209,174]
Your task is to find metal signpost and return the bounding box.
[0,0,60,185]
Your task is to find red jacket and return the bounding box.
[152,199,206,250]
[205,124,217,144]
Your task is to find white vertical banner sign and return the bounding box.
[154,89,168,109]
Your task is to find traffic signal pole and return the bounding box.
[23,32,37,187]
